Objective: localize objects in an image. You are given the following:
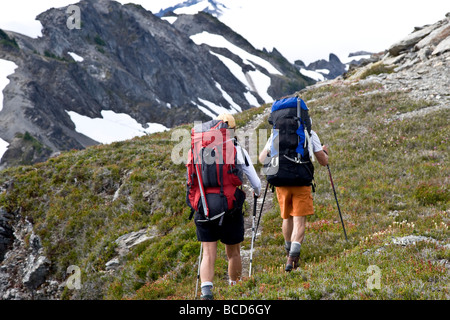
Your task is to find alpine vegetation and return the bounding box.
[0,8,449,301]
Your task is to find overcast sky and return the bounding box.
[0,0,449,64]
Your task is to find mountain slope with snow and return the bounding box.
[155,0,228,17]
[0,0,313,168]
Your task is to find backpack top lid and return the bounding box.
[192,119,229,134]
[271,97,308,113]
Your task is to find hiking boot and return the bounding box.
[285,255,300,272]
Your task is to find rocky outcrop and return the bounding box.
[340,13,450,124]
[0,207,14,262]
[0,206,58,300]
[387,12,450,62]
[105,227,159,271]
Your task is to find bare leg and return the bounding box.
[225,243,242,283]
[200,241,217,283]
[282,217,293,243]
[291,216,306,243]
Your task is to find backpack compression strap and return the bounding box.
[297,97,314,162]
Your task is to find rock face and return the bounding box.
[388,12,450,60]
[295,52,376,81]
[0,0,312,169]
[0,208,14,262]
[305,53,347,80]
[0,207,58,300]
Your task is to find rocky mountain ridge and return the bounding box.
[0,0,312,169]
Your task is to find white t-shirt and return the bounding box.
[263,130,323,153]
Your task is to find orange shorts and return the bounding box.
[276,186,314,219]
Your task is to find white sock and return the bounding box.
[289,241,301,257]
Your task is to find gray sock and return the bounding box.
[289,241,301,257]
[201,282,213,296]
[284,241,291,253]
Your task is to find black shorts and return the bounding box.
[194,210,244,245]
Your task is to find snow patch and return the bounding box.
[315,68,330,75]
[198,98,233,117]
[0,59,18,111]
[68,52,84,62]
[209,50,272,104]
[210,52,247,86]
[66,110,168,145]
[191,96,242,119]
[190,31,281,76]
[244,91,259,107]
[191,100,214,119]
[171,0,227,16]
[300,68,325,82]
[246,68,272,103]
[214,82,242,113]
[0,137,9,162]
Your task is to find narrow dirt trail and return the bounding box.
[236,107,277,277]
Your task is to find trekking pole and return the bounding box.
[249,195,258,277]
[254,181,269,242]
[327,165,348,241]
[195,242,203,299]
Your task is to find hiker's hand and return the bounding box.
[253,192,259,198]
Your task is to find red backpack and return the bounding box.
[186,119,245,223]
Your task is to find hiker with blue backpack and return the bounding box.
[259,96,329,272]
[186,113,261,300]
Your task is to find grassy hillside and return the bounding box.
[0,76,448,300]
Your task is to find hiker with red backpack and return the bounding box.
[186,113,261,300]
[259,96,329,272]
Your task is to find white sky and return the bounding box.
[0,0,448,64]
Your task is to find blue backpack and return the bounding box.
[263,97,314,187]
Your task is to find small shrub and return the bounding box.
[359,62,395,80]
[94,34,106,46]
[414,182,449,206]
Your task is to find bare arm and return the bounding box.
[314,145,329,166]
[259,149,269,164]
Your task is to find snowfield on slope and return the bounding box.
[190,31,278,105]
[66,110,169,145]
